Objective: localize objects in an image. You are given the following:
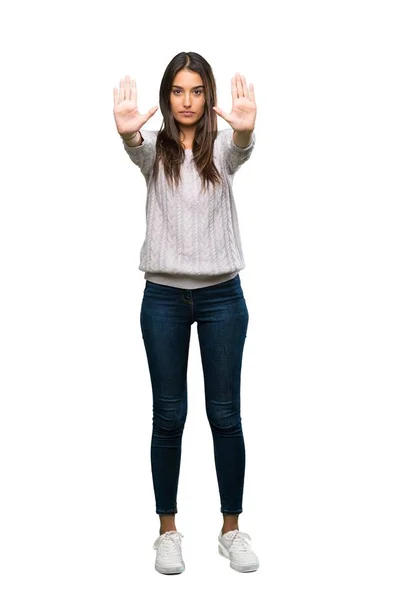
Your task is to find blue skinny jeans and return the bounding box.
[140,273,249,515]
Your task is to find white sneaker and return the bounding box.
[218,529,259,572]
[153,531,185,574]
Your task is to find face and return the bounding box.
[170,69,206,128]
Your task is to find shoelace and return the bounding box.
[223,530,253,553]
[153,531,184,555]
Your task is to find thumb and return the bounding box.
[213,106,230,122]
[146,106,158,119]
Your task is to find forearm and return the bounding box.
[120,131,143,147]
[233,129,254,148]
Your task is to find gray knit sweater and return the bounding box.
[122,128,255,288]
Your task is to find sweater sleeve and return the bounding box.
[122,129,158,178]
[217,128,256,175]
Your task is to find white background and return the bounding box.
[1,0,399,597]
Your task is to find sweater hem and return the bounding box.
[143,270,240,289]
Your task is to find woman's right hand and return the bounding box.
[113,75,158,137]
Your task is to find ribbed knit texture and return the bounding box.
[122,128,255,278]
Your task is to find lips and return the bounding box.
[181,111,194,116]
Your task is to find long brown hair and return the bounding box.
[152,52,223,192]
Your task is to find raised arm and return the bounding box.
[113,75,159,146]
[213,72,257,147]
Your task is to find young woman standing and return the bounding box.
[113,51,259,574]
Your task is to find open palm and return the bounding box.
[213,72,257,132]
[113,75,158,136]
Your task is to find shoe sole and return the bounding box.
[218,544,259,572]
[155,562,185,575]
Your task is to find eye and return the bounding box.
[172,89,203,95]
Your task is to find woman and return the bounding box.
[113,51,259,574]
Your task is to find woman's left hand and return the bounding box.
[213,73,257,132]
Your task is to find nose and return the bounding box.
[183,93,191,108]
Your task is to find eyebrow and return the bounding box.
[171,85,204,90]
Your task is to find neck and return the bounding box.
[179,125,196,149]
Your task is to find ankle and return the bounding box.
[222,515,239,535]
[160,526,177,535]
[222,521,239,533]
[222,527,238,535]
[159,513,177,536]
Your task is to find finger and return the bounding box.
[118,78,125,104]
[146,106,158,119]
[249,82,255,104]
[125,75,131,101]
[241,75,249,99]
[236,72,244,97]
[130,78,137,104]
[231,77,238,106]
[231,77,238,104]
[213,106,230,122]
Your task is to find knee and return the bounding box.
[206,400,242,434]
[153,396,187,434]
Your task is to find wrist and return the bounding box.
[120,131,139,141]
[233,128,254,134]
